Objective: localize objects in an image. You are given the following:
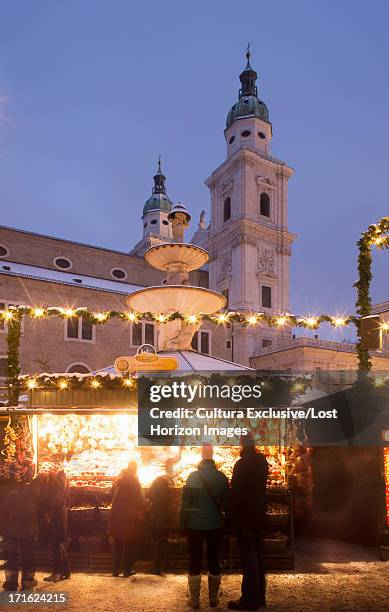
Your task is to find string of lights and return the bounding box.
[0,304,363,329]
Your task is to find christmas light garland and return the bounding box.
[0,304,358,328]
[354,216,389,371]
[20,372,136,392]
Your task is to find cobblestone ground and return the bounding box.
[2,539,388,611]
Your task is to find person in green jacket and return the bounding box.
[180,444,229,609]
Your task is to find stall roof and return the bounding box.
[96,350,253,375]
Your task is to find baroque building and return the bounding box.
[201,49,296,364]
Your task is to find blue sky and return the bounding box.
[0,0,388,331]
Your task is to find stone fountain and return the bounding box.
[126,203,226,351]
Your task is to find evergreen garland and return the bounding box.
[6,310,22,406]
[354,217,389,371]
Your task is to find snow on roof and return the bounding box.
[0,260,144,294]
[96,350,253,375]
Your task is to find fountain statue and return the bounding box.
[126,203,226,351]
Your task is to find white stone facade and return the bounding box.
[203,114,296,364]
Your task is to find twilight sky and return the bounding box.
[0,0,388,334]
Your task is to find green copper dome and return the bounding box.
[226,47,270,129]
[227,96,269,128]
[143,158,173,216]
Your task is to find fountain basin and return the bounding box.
[145,243,209,272]
[126,285,226,315]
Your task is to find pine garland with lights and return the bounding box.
[21,372,137,391]
[354,216,389,371]
[0,304,358,329]
[6,309,22,406]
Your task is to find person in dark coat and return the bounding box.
[147,459,174,575]
[108,461,146,577]
[0,473,48,591]
[228,438,269,611]
[41,470,70,583]
[180,445,230,609]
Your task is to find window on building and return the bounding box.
[145,323,155,345]
[262,338,272,348]
[191,330,211,355]
[151,219,157,225]
[132,323,143,346]
[0,245,9,257]
[111,268,127,280]
[66,315,94,342]
[315,366,321,381]
[260,192,270,217]
[131,322,156,347]
[66,363,91,374]
[54,257,72,270]
[226,340,231,350]
[221,288,229,307]
[261,285,272,309]
[223,197,231,222]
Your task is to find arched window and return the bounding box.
[66,362,91,374]
[223,197,231,222]
[260,192,270,217]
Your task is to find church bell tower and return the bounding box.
[204,48,296,365]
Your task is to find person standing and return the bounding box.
[1,474,47,591]
[42,470,70,583]
[147,459,174,575]
[180,445,229,609]
[228,438,269,610]
[108,461,145,577]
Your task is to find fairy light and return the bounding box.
[61,308,76,318]
[216,313,230,324]
[32,307,45,318]
[292,382,304,393]
[126,312,138,322]
[374,376,385,387]
[122,377,135,388]
[305,316,318,328]
[157,314,166,323]
[246,314,258,326]
[333,316,346,327]
[58,380,68,390]
[381,322,389,332]
[3,310,14,321]
[27,378,37,390]
[276,315,288,327]
[90,379,101,389]
[94,312,108,323]
[186,314,198,325]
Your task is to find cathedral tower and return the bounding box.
[204,48,296,365]
[131,158,173,255]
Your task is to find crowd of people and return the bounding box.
[0,470,70,590]
[1,439,269,610]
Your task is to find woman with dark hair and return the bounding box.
[42,470,70,583]
[108,461,146,577]
[180,445,229,609]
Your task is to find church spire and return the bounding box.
[239,43,258,99]
[152,155,167,195]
